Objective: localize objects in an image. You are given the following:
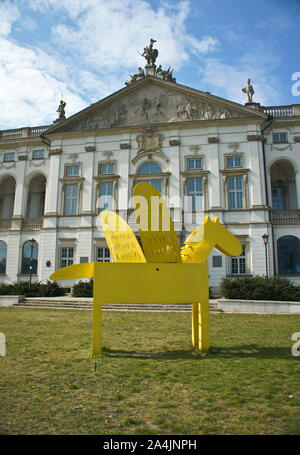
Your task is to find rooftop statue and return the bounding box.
[56,99,66,120]
[142,38,158,66]
[125,67,145,86]
[242,78,255,103]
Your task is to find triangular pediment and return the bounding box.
[46,77,267,135]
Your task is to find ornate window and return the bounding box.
[228,176,244,209]
[273,132,288,143]
[64,184,79,215]
[226,155,242,168]
[66,165,80,177]
[99,182,114,211]
[61,247,74,268]
[187,158,202,170]
[99,162,115,175]
[0,241,7,274]
[21,240,38,275]
[60,164,84,215]
[181,155,208,211]
[131,161,168,195]
[221,170,249,210]
[187,177,203,211]
[277,236,300,275]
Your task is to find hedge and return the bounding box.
[0,280,66,297]
[72,279,93,297]
[221,276,300,301]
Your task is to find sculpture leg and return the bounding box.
[92,297,102,355]
[192,303,199,348]
[198,299,210,351]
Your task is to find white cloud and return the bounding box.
[0,37,86,128]
[0,0,221,128]
[0,0,20,36]
[199,40,285,106]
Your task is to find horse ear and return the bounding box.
[204,216,212,224]
[212,217,221,225]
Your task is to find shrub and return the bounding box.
[72,279,93,297]
[221,276,300,301]
[0,280,66,297]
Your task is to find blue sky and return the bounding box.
[0,0,299,129]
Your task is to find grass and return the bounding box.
[0,307,300,435]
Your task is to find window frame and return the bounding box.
[60,246,74,268]
[20,240,38,275]
[228,242,250,276]
[0,240,7,275]
[96,246,111,262]
[32,149,45,160]
[3,152,15,163]
[272,132,288,144]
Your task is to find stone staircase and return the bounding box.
[13,297,223,313]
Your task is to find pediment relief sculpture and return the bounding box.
[64,85,250,133]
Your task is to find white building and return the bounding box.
[1,57,300,294]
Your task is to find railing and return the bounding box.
[21,218,44,230]
[261,105,293,117]
[270,210,300,225]
[0,219,12,230]
[0,125,49,141]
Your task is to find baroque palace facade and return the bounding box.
[1,42,300,293]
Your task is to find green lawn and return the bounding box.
[0,307,299,435]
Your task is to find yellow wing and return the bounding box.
[50,262,95,280]
[100,210,146,262]
[133,182,182,263]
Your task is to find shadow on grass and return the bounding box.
[101,345,294,360]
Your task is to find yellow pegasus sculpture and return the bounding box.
[50,182,241,355]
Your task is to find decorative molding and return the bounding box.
[188,145,200,155]
[49,147,62,156]
[227,143,239,152]
[120,143,130,149]
[136,127,164,153]
[18,155,27,161]
[0,162,16,170]
[85,146,96,152]
[67,153,80,163]
[247,134,262,142]
[271,143,292,152]
[169,139,180,146]
[29,159,45,167]
[102,151,114,160]
[131,149,169,165]
[208,136,219,144]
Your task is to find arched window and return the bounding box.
[21,240,38,275]
[0,241,7,274]
[0,176,16,219]
[26,174,46,218]
[277,235,300,274]
[136,161,162,193]
[138,162,162,175]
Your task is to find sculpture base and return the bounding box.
[145,64,156,76]
[245,102,261,110]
